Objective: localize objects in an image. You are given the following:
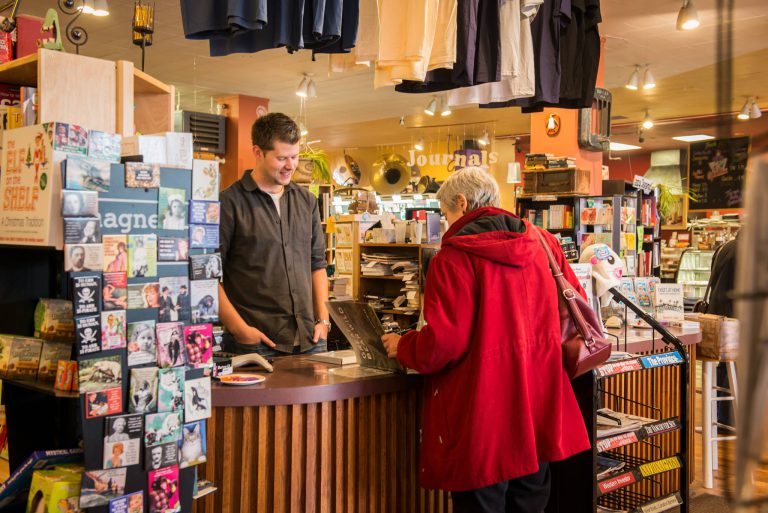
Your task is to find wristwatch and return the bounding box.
[315,319,331,330]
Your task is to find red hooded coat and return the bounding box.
[397,207,591,491]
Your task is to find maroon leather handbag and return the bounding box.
[535,229,612,378]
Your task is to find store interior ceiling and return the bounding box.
[17,0,768,152]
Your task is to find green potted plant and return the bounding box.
[296,148,332,184]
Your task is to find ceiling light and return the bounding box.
[677,0,700,31]
[399,116,405,126]
[477,130,490,147]
[414,138,424,151]
[295,76,308,97]
[642,110,654,130]
[750,98,762,119]
[440,97,451,117]
[299,122,308,136]
[306,77,317,98]
[92,0,109,16]
[625,66,640,90]
[642,66,656,90]
[737,98,751,120]
[672,134,715,142]
[424,96,438,116]
[78,0,95,14]
[609,142,642,151]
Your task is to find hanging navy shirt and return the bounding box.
[180,0,268,39]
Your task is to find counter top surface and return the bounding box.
[212,327,701,408]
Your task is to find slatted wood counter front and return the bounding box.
[194,358,451,513]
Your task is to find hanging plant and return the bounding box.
[298,148,332,184]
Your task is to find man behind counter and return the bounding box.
[218,113,330,356]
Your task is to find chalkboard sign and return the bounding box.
[688,136,749,210]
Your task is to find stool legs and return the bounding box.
[702,361,715,489]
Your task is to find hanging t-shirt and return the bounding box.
[180,0,268,39]
[313,0,360,54]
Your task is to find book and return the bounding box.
[158,367,185,412]
[79,468,127,509]
[103,414,142,468]
[103,272,128,311]
[78,354,122,393]
[129,366,158,413]
[184,377,211,422]
[75,315,101,355]
[127,233,158,278]
[0,448,83,511]
[0,335,11,374]
[145,441,179,471]
[191,279,219,323]
[189,224,219,249]
[71,273,102,316]
[61,189,99,218]
[183,324,214,368]
[192,159,219,201]
[158,236,189,262]
[127,320,157,366]
[101,310,127,349]
[7,336,42,379]
[33,299,75,341]
[189,200,220,225]
[307,349,358,366]
[109,490,143,513]
[88,129,122,163]
[654,283,685,322]
[156,322,186,368]
[85,387,122,419]
[145,411,183,447]
[179,420,207,468]
[189,252,222,280]
[63,155,111,192]
[65,243,103,273]
[147,464,181,513]
[158,187,187,231]
[125,162,161,188]
[63,216,101,244]
[126,282,160,309]
[52,122,88,154]
[158,276,191,323]
[103,234,128,272]
[37,340,72,382]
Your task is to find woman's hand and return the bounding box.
[381,333,401,358]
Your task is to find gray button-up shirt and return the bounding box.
[219,170,327,353]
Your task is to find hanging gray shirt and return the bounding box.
[219,171,327,353]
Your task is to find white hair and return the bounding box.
[436,166,500,212]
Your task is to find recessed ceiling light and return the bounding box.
[672,135,715,142]
[609,142,642,151]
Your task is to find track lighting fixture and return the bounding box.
[477,130,490,147]
[440,97,451,117]
[738,97,762,120]
[92,0,109,16]
[399,116,405,126]
[750,98,762,119]
[296,74,316,98]
[642,66,656,90]
[424,96,438,116]
[296,76,308,98]
[738,98,751,120]
[625,66,640,90]
[642,110,654,130]
[306,76,317,98]
[677,0,700,31]
[414,138,424,151]
[299,122,308,136]
[626,65,656,91]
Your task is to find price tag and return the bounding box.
[633,175,654,194]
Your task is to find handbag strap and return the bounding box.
[534,228,596,345]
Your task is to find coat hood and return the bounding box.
[442,207,538,267]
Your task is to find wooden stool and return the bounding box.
[699,359,738,488]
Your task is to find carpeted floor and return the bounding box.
[689,492,732,513]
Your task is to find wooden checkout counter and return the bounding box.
[194,328,701,513]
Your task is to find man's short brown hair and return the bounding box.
[251,113,300,150]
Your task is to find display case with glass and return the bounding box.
[675,249,714,310]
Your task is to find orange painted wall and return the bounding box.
[216,94,269,189]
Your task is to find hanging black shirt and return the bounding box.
[313,0,360,54]
[180,0,268,40]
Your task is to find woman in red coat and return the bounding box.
[383,167,590,513]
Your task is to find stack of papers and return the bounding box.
[361,253,418,277]
[597,456,627,480]
[596,408,655,437]
[332,276,352,300]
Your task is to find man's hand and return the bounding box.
[313,322,329,344]
[234,325,276,348]
[381,333,401,358]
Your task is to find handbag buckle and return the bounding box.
[562,289,576,301]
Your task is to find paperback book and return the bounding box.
[126,282,160,310]
[184,324,213,368]
[79,468,126,509]
[78,354,122,394]
[101,310,127,349]
[147,465,180,513]
[103,234,128,272]
[102,272,128,311]
[192,159,219,201]
[190,280,219,323]
[37,340,72,382]
[179,420,207,468]
[189,200,220,225]
[6,337,43,379]
[189,224,219,249]
[144,411,183,447]
[145,441,179,471]
[158,276,190,323]
[109,490,143,513]
[654,283,685,322]
[72,273,101,316]
[63,217,101,244]
[64,243,103,273]
[61,189,99,217]
[103,414,142,468]
[125,162,161,188]
[158,236,189,262]
[156,322,185,368]
[184,377,211,422]
[85,387,122,419]
[127,234,158,278]
[158,367,185,412]
[189,253,222,280]
[159,187,187,231]
[64,155,111,192]
[88,130,122,163]
[129,366,158,413]
[75,315,101,355]
[127,320,157,367]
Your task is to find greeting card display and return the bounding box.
[85,387,122,419]
[189,200,220,225]
[192,159,219,201]
[127,320,157,367]
[102,272,128,311]
[144,411,182,447]
[159,187,187,231]
[179,421,207,468]
[72,274,101,316]
[189,253,222,280]
[64,243,103,273]
[126,282,160,310]
[127,234,157,278]
[158,367,185,413]
[109,490,143,513]
[183,324,213,368]
[88,130,122,163]
[158,276,190,323]
[184,377,211,422]
[64,217,101,244]
[79,468,127,509]
[190,280,219,323]
[147,465,180,513]
[158,236,189,262]
[61,189,99,217]
[103,234,128,272]
[125,162,160,188]
[75,315,101,355]
[156,322,185,368]
[101,310,127,349]
[103,414,142,468]
[144,442,179,471]
[129,367,158,414]
[189,224,219,249]
[78,354,122,393]
[64,155,111,192]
